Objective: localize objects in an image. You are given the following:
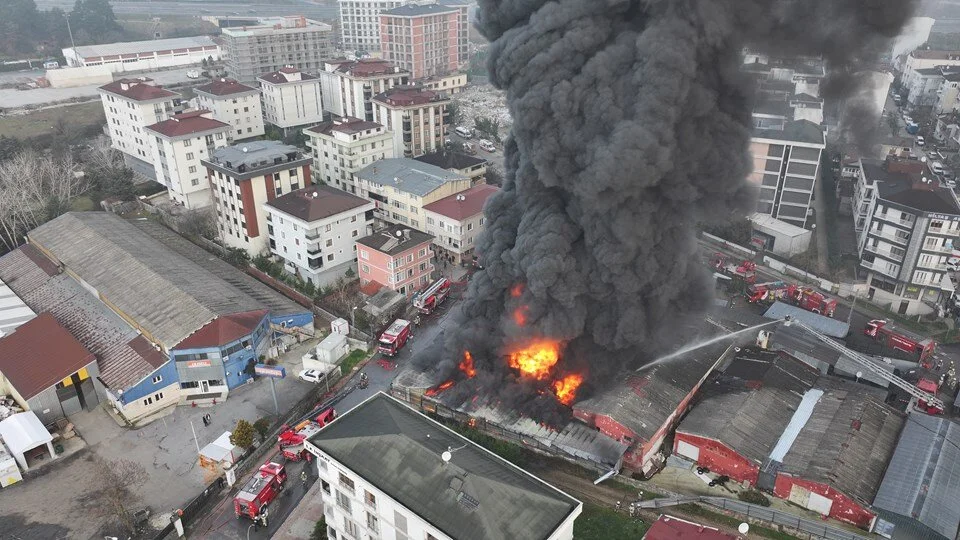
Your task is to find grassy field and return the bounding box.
[574,504,649,540]
[0,101,104,140]
[339,349,368,374]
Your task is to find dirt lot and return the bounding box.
[0,101,104,140]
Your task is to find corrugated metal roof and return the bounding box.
[0,279,35,335]
[762,301,850,338]
[874,415,960,540]
[27,213,305,350]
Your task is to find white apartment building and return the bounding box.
[304,393,582,540]
[356,158,470,230]
[372,85,450,157]
[265,186,375,286]
[318,59,410,120]
[202,141,312,255]
[145,110,231,209]
[259,67,324,132]
[338,0,409,54]
[901,49,960,96]
[221,16,334,84]
[193,78,265,142]
[748,119,826,228]
[423,183,498,264]
[99,78,181,165]
[304,116,394,193]
[855,155,960,315]
[937,72,960,114]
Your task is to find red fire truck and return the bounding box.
[378,319,411,356]
[864,319,936,366]
[712,254,757,284]
[233,462,287,520]
[916,378,944,415]
[746,281,791,303]
[413,278,451,315]
[788,286,838,317]
[277,408,336,461]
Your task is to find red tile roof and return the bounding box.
[99,78,178,101]
[146,110,230,138]
[422,184,498,220]
[336,59,405,77]
[174,309,268,350]
[373,85,445,107]
[0,312,95,400]
[645,515,738,540]
[360,281,384,297]
[307,116,384,136]
[195,78,257,97]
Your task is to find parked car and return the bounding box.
[298,369,323,383]
[917,135,925,146]
[478,139,496,152]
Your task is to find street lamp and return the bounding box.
[351,306,358,332]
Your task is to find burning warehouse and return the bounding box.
[674,348,905,529]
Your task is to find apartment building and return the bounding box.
[304,393,582,540]
[145,110,231,209]
[748,119,826,228]
[202,141,311,255]
[420,72,467,95]
[318,58,410,120]
[259,67,324,131]
[372,85,450,157]
[265,186,375,286]
[937,72,960,114]
[380,3,462,80]
[423,183,498,264]
[338,0,409,54]
[356,158,470,230]
[304,116,394,193]
[356,224,434,296]
[855,154,960,315]
[193,78,265,142]
[414,150,487,184]
[99,78,181,165]
[221,16,334,84]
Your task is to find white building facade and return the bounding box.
[318,59,410,121]
[338,0,409,54]
[748,120,826,228]
[202,141,311,256]
[372,86,450,158]
[304,117,395,194]
[99,78,181,165]
[145,110,231,209]
[265,186,374,286]
[259,68,325,131]
[193,78,265,142]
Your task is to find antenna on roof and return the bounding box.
[456,194,465,201]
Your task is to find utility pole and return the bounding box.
[64,13,77,55]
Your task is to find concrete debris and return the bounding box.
[453,84,512,134]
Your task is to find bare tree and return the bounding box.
[91,456,150,535]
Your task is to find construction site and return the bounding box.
[387,240,960,539]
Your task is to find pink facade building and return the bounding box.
[356,224,435,297]
[379,3,462,80]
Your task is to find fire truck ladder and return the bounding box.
[414,279,447,307]
[780,318,945,411]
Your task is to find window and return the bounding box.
[183,139,192,147]
[394,511,408,534]
[152,375,163,384]
[215,133,224,140]
[395,257,404,267]
[143,397,153,406]
[406,254,413,263]
[327,254,334,261]
[361,264,369,273]
[426,534,439,540]
[364,490,376,508]
[360,250,369,260]
[339,473,355,491]
[185,152,195,160]
[343,518,359,538]
[326,239,333,247]
[419,248,427,257]
[321,479,331,495]
[191,178,200,186]
[155,392,164,400]
[366,512,379,533]
[188,165,197,173]
[336,490,352,512]
[467,223,473,231]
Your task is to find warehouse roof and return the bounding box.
[762,301,850,338]
[0,277,36,335]
[27,213,305,351]
[0,313,95,400]
[678,349,819,465]
[356,158,467,197]
[266,186,371,223]
[779,380,904,504]
[71,36,218,59]
[0,245,167,391]
[308,393,580,540]
[873,415,960,540]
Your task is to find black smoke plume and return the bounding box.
[417,0,915,423]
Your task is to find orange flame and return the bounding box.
[552,374,584,405]
[425,380,455,397]
[459,351,476,378]
[508,340,561,380]
[513,306,528,327]
[510,283,524,298]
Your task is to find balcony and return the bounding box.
[916,259,948,272]
[305,230,320,241]
[867,228,909,245]
[876,213,916,228]
[863,243,904,262]
[922,243,954,255]
[307,243,321,256]
[928,224,960,236]
[860,259,899,279]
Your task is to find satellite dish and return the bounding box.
[738,523,750,535]
[395,230,403,237]
[441,451,452,463]
[856,371,863,380]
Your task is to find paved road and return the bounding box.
[33,0,338,19]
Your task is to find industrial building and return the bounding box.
[305,392,583,540]
[674,348,904,529]
[63,36,220,73]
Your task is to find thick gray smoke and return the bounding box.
[418,0,914,423]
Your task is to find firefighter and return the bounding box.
[301,470,308,487]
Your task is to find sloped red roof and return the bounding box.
[266,186,371,223]
[174,309,269,350]
[336,59,404,77]
[308,116,384,136]
[99,78,178,101]
[373,85,444,107]
[195,78,257,96]
[360,281,384,297]
[423,184,498,221]
[0,312,95,400]
[645,515,738,540]
[259,69,318,84]
[146,110,230,138]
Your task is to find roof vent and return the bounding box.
[221,77,226,82]
[456,491,480,511]
[242,147,248,153]
[394,176,401,184]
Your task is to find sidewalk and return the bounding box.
[272,477,325,540]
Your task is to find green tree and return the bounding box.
[311,518,327,540]
[70,0,123,45]
[252,417,272,441]
[230,419,256,449]
[223,246,251,267]
[0,0,41,56]
[344,267,355,278]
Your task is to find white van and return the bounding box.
[455,126,473,138]
[932,161,944,175]
[478,139,496,152]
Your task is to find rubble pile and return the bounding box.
[454,84,512,134]
[0,396,23,421]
